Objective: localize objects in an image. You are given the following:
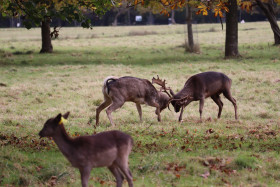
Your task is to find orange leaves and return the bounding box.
[213,1,229,18]
[157,0,186,16]
[160,0,186,8]
[240,1,252,12]
[196,2,209,16]
[133,0,144,6]
[195,1,229,18]
[161,0,169,6]
[160,9,170,16]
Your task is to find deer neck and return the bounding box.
[177,84,192,99]
[52,125,74,158]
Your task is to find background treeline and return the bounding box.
[0,7,271,28]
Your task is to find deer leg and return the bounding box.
[96,98,112,125]
[79,167,91,187]
[106,101,124,126]
[108,165,124,187]
[146,100,161,122]
[211,95,223,119]
[135,103,142,122]
[115,147,133,187]
[156,107,161,122]
[223,91,238,120]
[116,160,133,187]
[179,106,185,122]
[199,98,205,121]
[178,100,191,122]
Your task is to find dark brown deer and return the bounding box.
[96,76,170,126]
[153,72,238,122]
[39,112,133,187]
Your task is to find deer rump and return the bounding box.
[96,76,169,126]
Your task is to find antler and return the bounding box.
[152,75,172,98]
[167,95,193,109]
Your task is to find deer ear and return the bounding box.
[63,112,70,119]
[54,113,62,124]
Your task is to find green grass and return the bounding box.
[1,22,280,186]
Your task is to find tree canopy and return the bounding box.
[0,0,114,29]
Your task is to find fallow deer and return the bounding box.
[96,76,170,126]
[153,72,238,122]
[39,112,133,187]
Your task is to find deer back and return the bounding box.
[66,130,133,168]
[105,76,159,103]
[175,71,231,100]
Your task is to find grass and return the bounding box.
[0,21,280,186]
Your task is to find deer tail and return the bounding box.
[103,76,118,95]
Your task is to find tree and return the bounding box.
[129,0,279,57]
[186,0,194,52]
[127,0,237,56]
[170,9,176,24]
[0,0,113,53]
[225,0,239,57]
[241,0,280,45]
[112,1,130,26]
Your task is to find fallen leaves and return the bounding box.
[165,162,186,179]
[206,128,215,134]
[0,133,55,151]
[47,176,57,187]
[200,171,210,178]
[201,157,236,177]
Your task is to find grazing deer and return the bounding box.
[96,76,170,126]
[39,112,133,187]
[153,72,238,122]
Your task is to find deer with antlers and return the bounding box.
[96,76,171,126]
[152,72,238,122]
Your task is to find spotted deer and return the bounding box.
[39,112,133,187]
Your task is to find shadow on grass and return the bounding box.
[0,46,225,67]
[0,44,279,67]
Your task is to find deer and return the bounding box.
[153,72,238,122]
[39,112,133,187]
[96,76,171,126]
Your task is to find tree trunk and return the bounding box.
[225,0,239,57]
[127,8,131,25]
[171,10,176,24]
[112,11,120,26]
[147,12,154,25]
[256,0,280,45]
[40,19,53,53]
[186,1,194,52]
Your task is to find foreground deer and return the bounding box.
[39,112,133,187]
[153,72,238,121]
[96,76,170,126]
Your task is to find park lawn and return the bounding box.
[0,22,280,186]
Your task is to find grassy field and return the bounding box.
[0,22,280,186]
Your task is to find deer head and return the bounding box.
[152,75,194,113]
[168,95,193,112]
[39,112,70,138]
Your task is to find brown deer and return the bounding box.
[39,112,133,187]
[153,72,238,122]
[96,76,170,126]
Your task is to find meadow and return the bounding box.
[0,21,280,186]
